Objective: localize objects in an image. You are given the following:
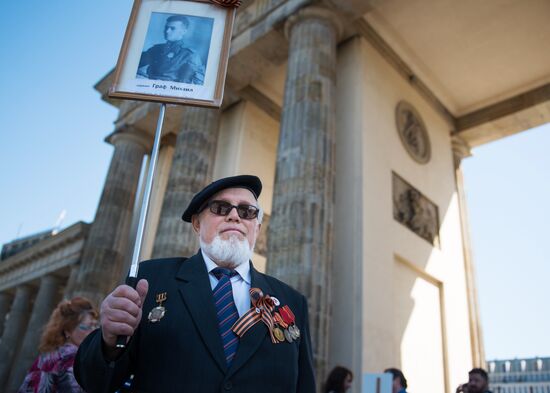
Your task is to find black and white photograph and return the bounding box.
[109,0,235,107]
[136,12,213,86]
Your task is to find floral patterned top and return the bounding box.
[17,343,85,393]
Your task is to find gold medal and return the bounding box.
[148,292,167,323]
[273,326,285,342]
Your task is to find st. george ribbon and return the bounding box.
[115,103,166,349]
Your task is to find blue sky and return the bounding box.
[1,1,548,361]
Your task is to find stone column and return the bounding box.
[0,292,12,338]
[452,135,485,367]
[139,135,176,261]
[6,276,60,393]
[63,265,80,298]
[0,285,32,389]
[70,129,150,305]
[266,6,342,380]
[152,107,220,258]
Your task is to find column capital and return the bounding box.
[106,126,153,152]
[284,6,344,41]
[451,135,472,168]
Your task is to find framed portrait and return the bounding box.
[109,0,236,108]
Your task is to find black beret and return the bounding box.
[182,175,262,222]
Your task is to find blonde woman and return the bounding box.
[18,297,98,393]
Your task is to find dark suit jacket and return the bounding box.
[74,253,316,393]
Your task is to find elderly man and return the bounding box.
[74,175,316,393]
[137,14,205,85]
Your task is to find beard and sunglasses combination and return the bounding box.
[202,200,259,220]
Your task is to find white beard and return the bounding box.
[200,234,254,268]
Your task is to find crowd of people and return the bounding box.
[12,175,493,393]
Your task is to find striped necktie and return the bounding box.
[211,267,240,367]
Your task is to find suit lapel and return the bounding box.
[176,252,227,374]
[227,263,274,378]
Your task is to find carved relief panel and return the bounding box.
[393,172,440,246]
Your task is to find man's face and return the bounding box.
[467,373,488,393]
[391,377,402,393]
[164,21,187,42]
[192,187,261,252]
[343,373,353,391]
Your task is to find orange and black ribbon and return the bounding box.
[232,288,277,343]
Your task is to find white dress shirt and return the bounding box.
[201,249,252,317]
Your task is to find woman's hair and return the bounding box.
[384,368,408,389]
[38,297,98,353]
[323,366,353,393]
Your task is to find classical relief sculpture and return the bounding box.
[393,173,439,246]
[395,101,431,164]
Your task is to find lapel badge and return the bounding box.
[148,292,167,323]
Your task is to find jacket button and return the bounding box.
[224,381,233,390]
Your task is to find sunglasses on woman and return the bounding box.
[204,200,259,220]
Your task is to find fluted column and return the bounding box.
[266,6,342,380]
[0,285,33,389]
[152,107,220,258]
[63,265,79,298]
[452,135,485,366]
[0,292,12,338]
[7,275,60,393]
[70,129,150,305]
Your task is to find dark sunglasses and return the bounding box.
[205,200,259,220]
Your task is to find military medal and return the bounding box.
[273,326,285,342]
[148,292,167,323]
[284,328,294,343]
[289,324,301,339]
[280,305,300,341]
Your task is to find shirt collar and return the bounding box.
[201,249,251,285]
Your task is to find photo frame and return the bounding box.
[109,0,235,108]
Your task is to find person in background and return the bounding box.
[323,366,353,393]
[384,368,408,393]
[18,297,99,393]
[456,368,493,393]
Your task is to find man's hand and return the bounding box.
[456,383,469,393]
[100,279,149,349]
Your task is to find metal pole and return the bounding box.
[116,103,166,349]
[129,103,166,277]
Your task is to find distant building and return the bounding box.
[489,357,550,393]
[0,230,53,261]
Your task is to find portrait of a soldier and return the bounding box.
[137,15,206,85]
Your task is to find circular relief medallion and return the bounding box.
[395,101,431,164]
